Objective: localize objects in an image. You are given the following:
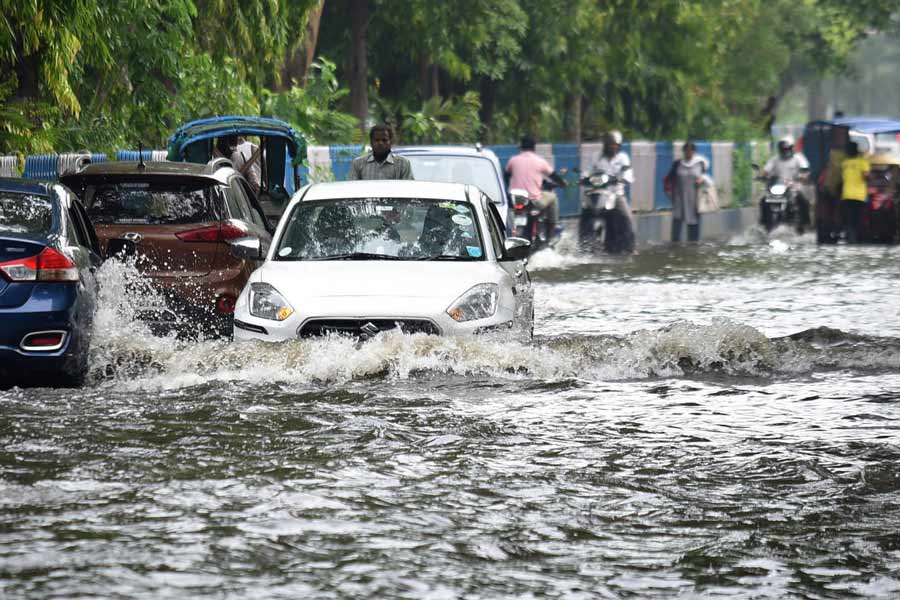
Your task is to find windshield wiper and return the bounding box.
[418,254,478,261]
[310,252,403,261]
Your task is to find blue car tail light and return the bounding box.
[0,247,79,282]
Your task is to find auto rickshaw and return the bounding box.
[864,153,900,242]
[802,116,900,243]
[166,116,307,219]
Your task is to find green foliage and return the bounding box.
[372,91,483,144]
[262,58,360,145]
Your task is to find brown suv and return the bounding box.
[61,160,273,337]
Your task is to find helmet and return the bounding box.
[777,135,794,153]
[604,130,624,145]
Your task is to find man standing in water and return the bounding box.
[840,141,870,244]
[347,124,414,180]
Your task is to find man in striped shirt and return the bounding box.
[347,124,414,181]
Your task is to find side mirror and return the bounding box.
[502,237,531,261]
[105,238,136,260]
[230,236,263,261]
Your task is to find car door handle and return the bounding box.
[122,232,143,243]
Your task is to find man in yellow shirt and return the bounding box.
[840,141,870,244]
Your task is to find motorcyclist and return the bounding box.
[505,135,567,241]
[761,135,812,232]
[583,130,637,253]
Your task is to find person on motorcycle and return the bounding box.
[761,135,812,232]
[505,135,567,240]
[583,130,636,253]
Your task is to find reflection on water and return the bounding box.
[2,229,900,599]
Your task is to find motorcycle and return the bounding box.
[509,175,566,254]
[578,172,635,254]
[754,165,811,233]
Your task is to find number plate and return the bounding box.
[514,216,528,226]
[765,197,786,204]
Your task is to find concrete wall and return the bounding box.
[306,140,755,216]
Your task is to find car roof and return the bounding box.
[0,177,53,196]
[394,145,500,160]
[300,180,475,202]
[59,160,232,185]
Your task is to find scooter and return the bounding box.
[578,172,635,254]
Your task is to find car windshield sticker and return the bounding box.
[454,204,468,213]
[462,231,473,238]
[466,246,483,258]
[278,246,292,257]
[438,202,456,210]
[452,214,472,226]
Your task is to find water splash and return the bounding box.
[85,310,900,390]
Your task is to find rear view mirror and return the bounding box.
[502,237,531,261]
[230,236,263,261]
[105,238,136,260]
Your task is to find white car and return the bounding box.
[231,180,534,341]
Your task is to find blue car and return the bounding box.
[0,178,103,387]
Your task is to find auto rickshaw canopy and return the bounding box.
[166,116,307,208]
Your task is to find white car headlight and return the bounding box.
[250,282,294,321]
[446,283,499,322]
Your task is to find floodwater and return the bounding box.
[2,227,899,599]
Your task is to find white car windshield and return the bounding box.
[405,156,503,205]
[275,197,485,261]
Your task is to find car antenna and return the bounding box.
[137,141,146,170]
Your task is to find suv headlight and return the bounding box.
[250,282,294,321]
[446,283,499,322]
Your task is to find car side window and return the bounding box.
[63,197,90,249]
[72,199,101,255]
[483,195,505,258]
[222,182,246,220]
[238,179,268,230]
[228,177,257,223]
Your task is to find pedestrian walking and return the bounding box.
[665,141,710,242]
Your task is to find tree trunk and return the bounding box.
[278,0,325,90]
[478,76,496,139]
[429,64,440,99]
[13,51,40,101]
[565,92,582,143]
[807,79,827,121]
[348,0,369,133]
[419,58,439,100]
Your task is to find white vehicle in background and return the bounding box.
[230,180,534,342]
[393,145,510,228]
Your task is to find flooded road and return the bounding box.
[2,230,900,598]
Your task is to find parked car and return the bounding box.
[0,178,104,386]
[166,116,307,220]
[231,180,533,343]
[393,145,511,228]
[61,160,273,337]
